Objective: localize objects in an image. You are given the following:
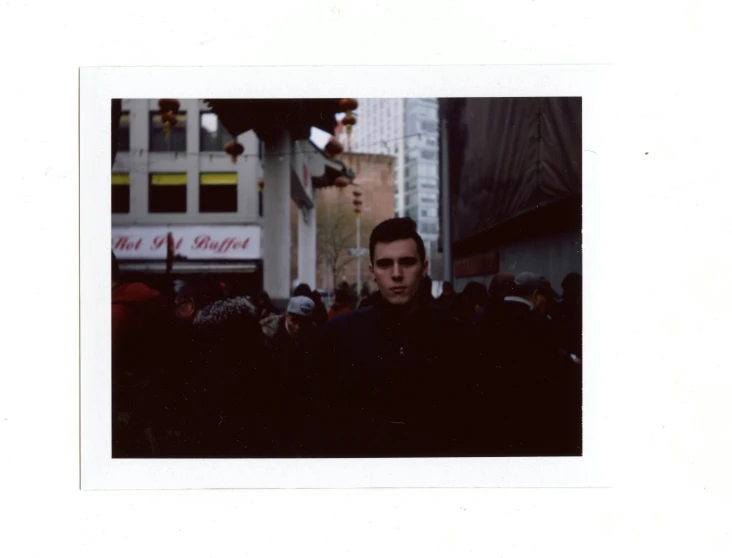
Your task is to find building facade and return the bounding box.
[290,153,395,293]
[338,98,442,278]
[440,97,582,291]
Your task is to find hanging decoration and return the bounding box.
[338,98,359,151]
[158,99,181,141]
[257,177,264,193]
[334,176,349,189]
[324,139,344,158]
[224,141,245,163]
[353,188,363,214]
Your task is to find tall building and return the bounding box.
[338,98,442,278]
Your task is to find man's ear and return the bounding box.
[422,259,429,277]
[369,262,375,282]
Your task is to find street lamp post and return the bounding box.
[356,212,361,295]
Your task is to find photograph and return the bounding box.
[109,95,583,460]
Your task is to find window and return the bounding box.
[406,207,418,221]
[200,112,234,152]
[420,164,438,179]
[117,112,130,152]
[420,207,438,218]
[149,173,187,213]
[112,173,130,214]
[406,192,418,207]
[150,111,187,152]
[420,120,438,133]
[419,222,439,235]
[200,173,237,213]
[420,194,437,203]
[425,137,437,147]
[405,176,418,191]
[420,149,438,161]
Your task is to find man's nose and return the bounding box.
[391,264,403,279]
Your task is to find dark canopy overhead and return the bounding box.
[204,98,342,144]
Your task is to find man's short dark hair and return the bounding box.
[369,217,426,263]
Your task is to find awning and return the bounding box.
[119,260,260,274]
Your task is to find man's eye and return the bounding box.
[377,261,392,269]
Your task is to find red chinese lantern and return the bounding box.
[324,140,344,158]
[338,99,359,150]
[334,176,349,188]
[158,99,181,114]
[338,98,359,112]
[353,207,362,214]
[352,190,362,197]
[352,199,363,206]
[224,141,245,163]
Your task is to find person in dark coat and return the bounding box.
[254,290,279,322]
[487,272,581,456]
[327,286,354,320]
[148,278,273,457]
[111,252,173,457]
[554,272,582,361]
[436,281,457,313]
[308,289,329,329]
[317,218,481,458]
[451,281,488,328]
[260,295,322,455]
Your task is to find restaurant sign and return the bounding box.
[112,225,262,260]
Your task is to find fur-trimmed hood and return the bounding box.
[194,296,257,328]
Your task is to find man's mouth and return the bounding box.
[390,287,407,294]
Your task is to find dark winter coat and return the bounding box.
[478,298,582,456]
[316,299,482,457]
[150,296,274,457]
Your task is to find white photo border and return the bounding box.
[81,65,614,489]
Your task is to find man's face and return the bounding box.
[174,296,196,322]
[285,313,312,339]
[369,238,428,307]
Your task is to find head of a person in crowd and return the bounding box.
[256,290,272,309]
[172,276,225,323]
[334,287,351,307]
[369,217,428,311]
[441,282,454,298]
[309,289,323,304]
[292,283,312,297]
[488,272,515,301]
[561,272,582,304]
[513,272,559,316]
[359,281,371,298]
[284,295,316,340]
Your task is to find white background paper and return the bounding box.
[3,0,732,556]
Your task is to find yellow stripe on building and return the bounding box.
[200,173,237,185]
[151,173,187,186]
[112,173,130,185]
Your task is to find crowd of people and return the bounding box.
[112,217,582,458]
